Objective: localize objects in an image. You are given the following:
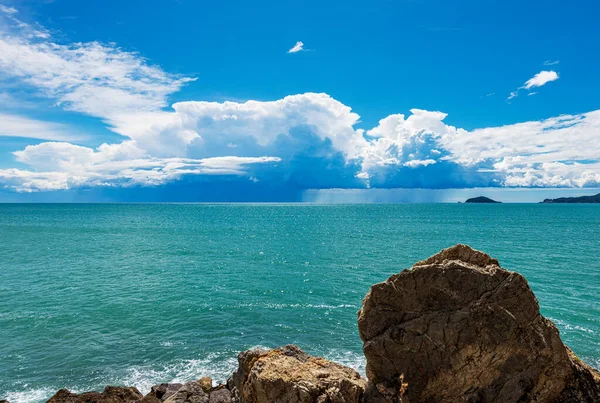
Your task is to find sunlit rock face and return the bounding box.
[358,244,600,403]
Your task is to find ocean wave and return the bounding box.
[550,317,597,335]
[4,387,56,403]
[322,349,366,376]
[121,352,239,395]
[0,348,365,402]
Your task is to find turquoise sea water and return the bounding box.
[0,204,599,402]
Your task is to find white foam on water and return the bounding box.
[121,352,238,395]
[322,349,367,376]
[1,348,365,402]
[4,387,55,403]
[550,317,597,336]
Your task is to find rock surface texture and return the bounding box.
[46,386,144,402]
[357,244,600,403]
[229,344,366,403]
[162,380,209,403]
[144,383,183,401]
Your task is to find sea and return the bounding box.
[1,203,599,402]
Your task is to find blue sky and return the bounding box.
[0,0,599,201]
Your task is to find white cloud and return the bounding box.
[507,70,559,101]
[442,111,600,187]
[543,60,560,66]
[0,19,194,121]
[0,113,85,141]
[0,5,18,14]
[2,141,280,192]
[2,98,600,191]
[0,11,598,194]
[355,107,600,188]
[288,41,304,53]
[104,93,368,159]
[523,70,559,90]
[404,159,437,168]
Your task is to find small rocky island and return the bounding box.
[4,245,600,403]
[465,196,501,203]
[542,192,600,203]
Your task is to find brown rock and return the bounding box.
[358,244,600,402]
[208,388,233,403]
[145,383,184,401]
[163,380,209,403]
[229,344,366,403]
[198,377,212,394]
[46,386,143,402]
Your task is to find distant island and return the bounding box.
[541,192,600,203]
[465,196,501,203]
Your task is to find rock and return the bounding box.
[229,344,366,403]
[358,244,600,402]
[199,377,213,393]
[46,386,143,402]
[1,400,9,403]
[208,388,233,403]
[163,380,209,403]
[145,383,183,401]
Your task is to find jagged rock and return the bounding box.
[163,380,209,403]
[1,399,9,403]
[208,388,233,403]
[144,383,183,401]
[46,386,143,402]
[229,344,366,403]
[358,244,600,402]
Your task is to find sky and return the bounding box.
[0,0,599,202]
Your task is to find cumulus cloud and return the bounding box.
[0,9,598,196]
[287,41,304,53]
[2,95,600,192]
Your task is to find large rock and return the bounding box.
[229,344,366,403]
[46,386,143,402]
[358,244,600,402]
[208,388,233,403]
[162,380,209,403]
[144,383,183,401]
[144,381,230,403]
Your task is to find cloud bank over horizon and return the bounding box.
[0,6,598,199]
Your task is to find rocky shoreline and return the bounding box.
[3,245,600,403]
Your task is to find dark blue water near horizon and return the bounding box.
[0,204,599,402]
